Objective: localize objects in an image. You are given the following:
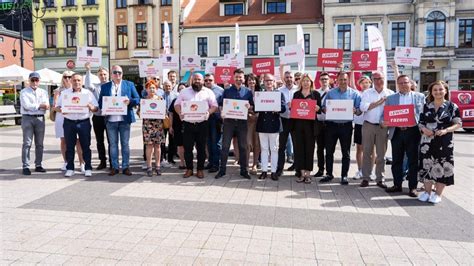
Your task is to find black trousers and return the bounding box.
[315,120,327,172]
[92,115,110,164]
[183,121,208,170]
[219,119,248,173]
[391,127,421,190]
[292,120,315,171]
[277,117,292,172]
[64,118,92,171]
[167,132,177,162]
[325,122,353,177]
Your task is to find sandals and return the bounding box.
[146,167,153,177]
[155,167,162,176]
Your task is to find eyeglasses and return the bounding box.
[320,78,329,81]
[30,78,39,82]
[204,79,213,82]
[294,78,301,81]
[63,76,71,79]
[112,70,122,75]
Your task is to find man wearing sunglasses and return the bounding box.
[313,72,332,178]
[204,73,224,173]
[99,65,140,176]
[20,72,50,175]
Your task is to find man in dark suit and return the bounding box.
[99,65,140,176]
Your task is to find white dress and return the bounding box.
[54,88,67,139]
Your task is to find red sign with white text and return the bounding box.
[214,66,236,85]
[290,99,317,120]
[317,48,344,68]
[384,104,416,127]
[351,51,378,71]
[252,58,275,75]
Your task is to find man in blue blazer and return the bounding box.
[383,75,425,197]
[99,65,140,176]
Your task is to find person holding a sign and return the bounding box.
[245,74,262,175]
[56,74,98,177]
[417,81,461,204]
[291,74,321,183]
[216,68,254,180]
[255,74,286,180]
[383,75,425,197]
[99,65,140,176]
[320,72,362,185]
[174,73,218,179]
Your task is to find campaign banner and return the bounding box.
[394,46,422,67]
[140,99,167,119]
[138,59,161,78]
[181,101,208,122]
[252,58,275,75]
[383,104,416,127]
[222,99,248,120]
[325,99,354,121]
[223,52,245,68]
[278,44,305,65]
[101,96,127,115]
[317,48,344,68]
[254,91,281,112]
[181,55,202,70]
[76,46,102,67]
[214,66,236,84]
[290,99,317,120]
[351,51,378,71]
[61,94,89,113]
[159,54,179,69]
[368,26,387,88]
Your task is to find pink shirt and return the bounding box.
[174,87,218,108]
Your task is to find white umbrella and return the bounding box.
[37,68,62,85]
[0,64,32,82]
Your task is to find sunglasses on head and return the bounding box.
[112,70,122,75]
[63,76,71,79]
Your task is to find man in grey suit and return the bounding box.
[383,75,425,197]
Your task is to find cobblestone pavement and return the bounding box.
[1,120,473,265]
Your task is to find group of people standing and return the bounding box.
[19,64,461,204]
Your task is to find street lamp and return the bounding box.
[32,0,47,22]
[178,8,184,79]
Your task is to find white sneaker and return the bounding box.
[84,170,92,177]
[80,164,85,173]
[428,193,442,204]
[64,170,75,177]
[161,160,171,168]
[141,162,148,170]
[61,162,67,171]
[370,174,376,181]
[418,191,431,202]
[353,170,362,180]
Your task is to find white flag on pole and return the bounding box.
[234,23,240,54]
[163,21,171,55]
[181,0,196,22]
[296,25,305,72]
[367,26,387,88]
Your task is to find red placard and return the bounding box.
[252,58,274,75]
[214,66,236,84]
[317,48,344,68]
[351,51,378,71]
[383,104,416,127]
[290,99,317,120]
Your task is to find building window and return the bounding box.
[161,23,173,48]
[337,24,351,51]
[391,22,406,49]
[197,37,208,57]
[364,23,378,50]
[46,25,56,48]
[267,1,286,14]
[247,35,258,56]
[459,70,474,90]
[426,11,446,47]
[136,23,147,48]
[117,25,128,50]
[0,55,4,61]
[45,0,54,7]
[339,0,350,2]
[274,34,285,55]
[304,33,310,54]
[65,24,76,48]
[86,23,97,47]
[65,0,75,6]
[224,3,244,16]
[458,19,473,48]
[219,36,230,56]
[116,0,126,8]
[0,36,3,43]
[86,0,96,4]
[137,0,149,4]
[161,0,171,5]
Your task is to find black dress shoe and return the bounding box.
[408,189,418,198]
[376,181,387,189]
[122,168,133,176]
[96,161,107,170]
[287,164,295,171]
[340,176,349,185]
[386,185,402,193]
[35,166,47,173]
[275,169,283,177]
[240,171,251,179]
[295,170,302,177]
[319,175,334,183]
[208,167,219,173]
[313,171,324,177]
[215,171,226,179]
[258,172,267,179]
[271,172,278,181]
[204,164,212,170]
[22,168,31,175]
[360,180,369,187]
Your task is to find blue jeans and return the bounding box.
[106,121,131,170]
[207,116,222,168]
[286,135,293,157]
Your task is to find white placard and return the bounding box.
[254,91,281,112]
[181,101,208,122]
[61,94,89,113]
[159,54,179,69]
[181,55,202,70]
[325,99,354,121]
[222,52,245,68]
[138,58,161,78]
[222,99,248,120]
[205,59,222,74]
[76,46,102,67]
[140,99,166,119]
[278,44,305,65]
[274,65,291,82]
[102,96,127,115]
[394,46,422,67]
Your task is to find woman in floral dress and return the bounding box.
[417,80,461,204]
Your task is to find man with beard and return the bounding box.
[174,73,218,179]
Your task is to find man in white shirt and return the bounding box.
[56,74,98,177]
[313,72,331,177]
[359,71,394,188]
[20,72,50,175]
